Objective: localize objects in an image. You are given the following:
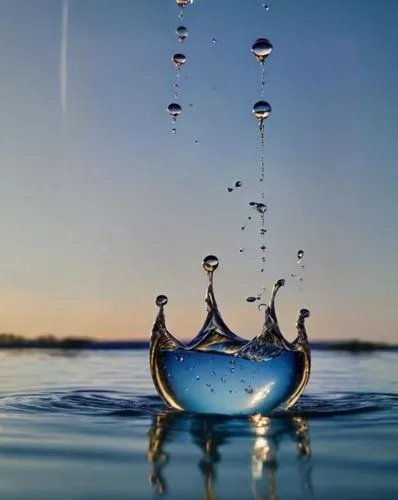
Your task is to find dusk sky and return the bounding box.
[0,0,397,342]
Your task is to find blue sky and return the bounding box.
[0,0,397,341]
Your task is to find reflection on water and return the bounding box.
[147,413,313,500]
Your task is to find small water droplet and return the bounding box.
[211,370,215,377]
[173,53,186,68]
[297,249,304,262]
[221,377,226,383]
[246,296,257,303]
[230,367,235,373]
[235,181,242,188]
[248,216,252,220]
[253,101,272,120]
[263,4,270,11]
[156,295,168,307]
[249,201,256,206]
[240,379,245,383]
[196,375,200,380]
[172,128,176,134]
[241,225,245,231]
[212,37,217,44]
[260,245,266,251]
[251,38,273,63]
[195,139,199,144]
[229,390,233,394]
[245,386,254,394]
[210,388,215,393]
[167,103,182,119]
[176,0,191,6]
[239,248,245,253]
[262,257,266,262]
[260,268,264,272]
[260,229,267,235]
[202,255,219,273]
[299,278,304,282]
[227,187,233,192]
[176,25,188,42]
[291,273,296,278]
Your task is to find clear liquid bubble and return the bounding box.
[156,295,168,307]
[297,249,304,262]
[167,103,182,119]
[202,255,219,273]
[176,25,188,42]
[173,53,186,68]
[253,101,272,121]
[251,38,273,64]
[235,181,242,188]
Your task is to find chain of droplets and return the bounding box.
[246,36,273,302]
[167,1,192,132]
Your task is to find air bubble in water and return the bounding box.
[297,249,304,262]
[202,255,219,273]
[167,103,182,119]
[173,53,186,68]
[176,26,188,42]
[253,101,272,121]
[251,38,273,64]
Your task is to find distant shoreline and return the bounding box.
[0,335,396,352]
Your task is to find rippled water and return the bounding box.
[0,349,397,499]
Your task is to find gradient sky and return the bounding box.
[0,0,397,342]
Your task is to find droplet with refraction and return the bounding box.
[253,101,272,121]
[156,295,168,307]
[176,26,188,42]
[173,53,186,68]
[246,296,257,303]
[167,103,182,119]
[251,38,273,64]
[202,255,219,273]
[297,250,304,262]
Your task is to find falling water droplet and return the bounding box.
[239,248,245,253]
[291,273,296,278]
[173,53,186,68]
[251,38,273,64]
[176,0,191,6]
[202,255,219,273]
[263,4,270,11]
[253,101,272,121]
[195,139,199,144]
[196,375,200,380]
[297,249,304,262]
[156,295,168,307]
[227,187,233,193]
[246,296,257,303]
[212,37,217,44]
[260,245,266,251]
[172,128,176,134]
[167,103,182,119]
[176,25,188,42]
[235,181,242,188]
[260,229,267,235]
[256,203,267,214]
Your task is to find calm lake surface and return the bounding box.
[0,349,397,500]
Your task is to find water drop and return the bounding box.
[297,249,304,262]
[221,377,226,383]
[256,203,267,214]
[245,386,254,394]
[227,187,233,192]
[249,201,256,207]
[176,0,191,6]
[212,37,217,44]
[210,388,215,393]
[241,225,245,231]
[291,273,296,278]
[235,181,242,188]
[167,103,182,119]
[239,248,245,253]
[253,101,272,121]
[246,296,257,303]
[260,245,266,251]
[156,295,168,307]
[260,229,267,235]
[172,53,186,68]
[196,375,200,380]
[172,128,176,134]
[211,371,216,377]
[251,38,273,64]
[176,25,188,42]
[263,4,270,11]
[195,139,199,144]
[202,255,219,273]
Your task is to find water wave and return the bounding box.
[0,389,397,420]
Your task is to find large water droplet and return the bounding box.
[156,295,168,307]
[167,103,182,119]
[253,101,272,121]
[256,203,267,214]
[251,38,273,63]
[297,249,304,262]
[235,181,242,188]
[176,26,188,42]
[202,255,219,273]
[172,53,186,68]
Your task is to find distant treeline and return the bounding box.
[0,333,395,352]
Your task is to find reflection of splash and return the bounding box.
[147,413,313,500]
[60,0,68,122]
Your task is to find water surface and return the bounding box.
[0,349,397,499]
